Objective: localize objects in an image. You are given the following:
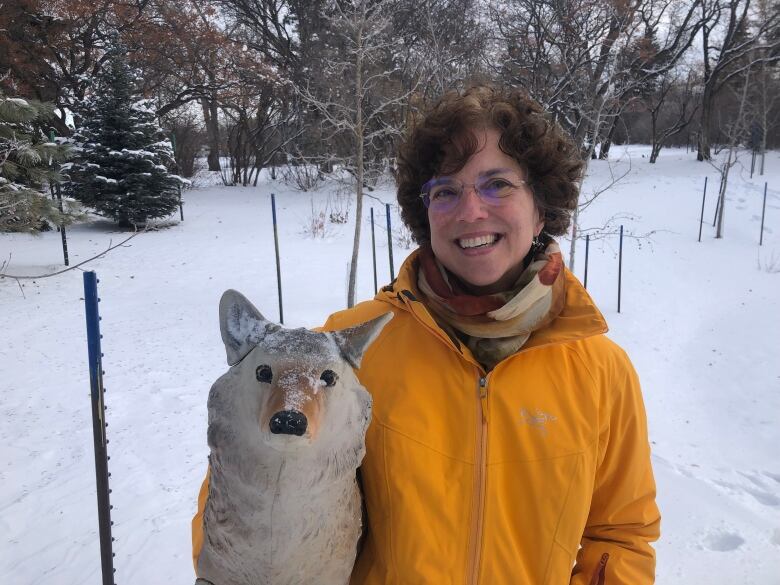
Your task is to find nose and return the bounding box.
[269,410,308,436]
[454,184,489,221]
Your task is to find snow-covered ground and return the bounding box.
[1,147,779,585]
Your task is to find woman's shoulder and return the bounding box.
[319,299,406,332]
[564,332,638,383]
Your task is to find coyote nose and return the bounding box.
[269,410,308,436]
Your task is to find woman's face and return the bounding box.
[428,127,544,295]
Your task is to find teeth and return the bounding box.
[458,234,498,249]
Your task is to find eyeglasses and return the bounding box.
[419,174,529,214]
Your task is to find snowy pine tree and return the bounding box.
[0,95,74,233]
[63,49,182,228]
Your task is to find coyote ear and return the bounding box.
[332,312,393,369]
[219,289,279,366]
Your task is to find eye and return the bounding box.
[429,184,459,201]
[481,178,513,196]
[256,365,273,383]
[320,369,338,387]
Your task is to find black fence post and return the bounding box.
[760,182,768,246]
[82,271,116,585]
[584,234,590,290]
[178,184,184,222]
[385,203,395,281]
[271,193,284,324]
[618,226,624,314]
[698,177,707,242]
[171,133,184,221]
[49,130,69,265]
[371,207,378,294]
[55,183,69,265]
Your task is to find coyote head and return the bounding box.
[208,290,391,466]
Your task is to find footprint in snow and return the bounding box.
[704,530,745,552]
[763,471,780,484]
[739,471,780,506]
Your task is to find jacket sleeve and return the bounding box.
[570,349,661,585]
[191,468,210,573]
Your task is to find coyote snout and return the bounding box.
[269,410,307,436]
[195,290,392,585]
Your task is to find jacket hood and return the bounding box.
[374,247,608,353]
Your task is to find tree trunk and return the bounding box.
[650,109,661,163]
[649,143,661,164]
[568,204,580,272]
[715,159,727,238]
[598,115,620,160]
[697,87,713,161]
[347,4,366,309]
[201,97,222,171]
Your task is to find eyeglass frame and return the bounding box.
[418,172,531,212]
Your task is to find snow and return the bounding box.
[1,148,779,584]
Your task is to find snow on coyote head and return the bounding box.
[209,290,392,461]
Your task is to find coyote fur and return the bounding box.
[195,290,392,585]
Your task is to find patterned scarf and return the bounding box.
[417,241,566,370]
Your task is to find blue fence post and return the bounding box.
[584,234,590,290]
[83,271,116,585]
[385,203,395,281]
[371,207,378,294]
[271,193,283,324]
[618,226,624,314]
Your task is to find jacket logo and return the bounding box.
[519,408,557,436]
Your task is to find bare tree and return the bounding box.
[491,0,702,269]
[712,63,752,237]
[647,68,701,162]
[0,0,151,135]
[220,77,303,186]
[697,0,780,161]
[297,0,416,307]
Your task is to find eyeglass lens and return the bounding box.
[423,176,521,212]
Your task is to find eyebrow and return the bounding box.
[433,168,516,183]
[479,168,514,177]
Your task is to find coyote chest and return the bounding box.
[196,290,391,585]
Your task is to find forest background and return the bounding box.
[1,0,778,306]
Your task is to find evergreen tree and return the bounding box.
[64,49,182,228]
[0,94,74,233]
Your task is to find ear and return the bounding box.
[331,312,393,369]
[219,289,279,366]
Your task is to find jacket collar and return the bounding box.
[376,248,608,354]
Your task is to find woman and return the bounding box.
[194,84,660,584]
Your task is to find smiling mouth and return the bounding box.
[457,234,502,249]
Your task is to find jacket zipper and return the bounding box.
[396,294,490,584]
[468,373,489,585]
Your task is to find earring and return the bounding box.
[531,235,544,254]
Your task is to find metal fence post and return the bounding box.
[385,203,395,281]
[83,271,116,585]
[618,226,624,314]
[271,193,283,324]
[371,207,378,294]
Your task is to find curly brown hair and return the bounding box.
[396,84,584,245]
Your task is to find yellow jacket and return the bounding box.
[193,250,660,584]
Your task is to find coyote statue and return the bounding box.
[195,290,392,585]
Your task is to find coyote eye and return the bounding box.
[320,369,338,387]
[256,365,273,383]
